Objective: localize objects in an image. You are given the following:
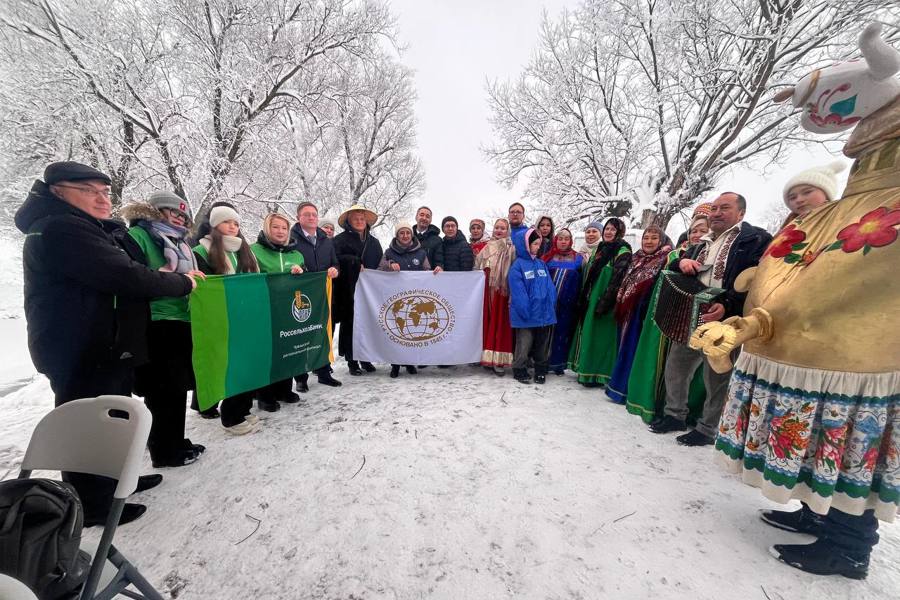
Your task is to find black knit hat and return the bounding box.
[441,216,458,228]
[43,161,111,186]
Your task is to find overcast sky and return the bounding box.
[388,0,847,237]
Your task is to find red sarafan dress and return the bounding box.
[474,237,515,367]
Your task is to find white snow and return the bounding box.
[1,327,898,599]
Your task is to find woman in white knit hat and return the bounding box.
[780,160,847,228]
[192,205,261,435]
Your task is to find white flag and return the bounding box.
[352,270,485,365]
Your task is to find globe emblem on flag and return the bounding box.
[382,294,451,342]
[291,291,312,323]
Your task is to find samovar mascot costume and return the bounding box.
[691,23,900,579]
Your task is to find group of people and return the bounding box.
[12,133,897,585]
[10,22,900,587]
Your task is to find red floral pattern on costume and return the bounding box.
[764,224,807,259]
[836,207,900,253]
[768,413,811,460]
[815,424,849,473]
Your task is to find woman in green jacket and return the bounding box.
[193,205,260,435]
[251,213,305,411]
[123,191,207,467]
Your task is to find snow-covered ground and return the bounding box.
[2,343,898,598]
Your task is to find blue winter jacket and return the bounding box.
[508,228,558,328]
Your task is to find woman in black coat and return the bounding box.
[440,216,475,272]
[333,204,384,375]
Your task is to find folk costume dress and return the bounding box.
[567,236,631,385]
[624,247,706,423]
[475,236,516,368]
[605,239,672,404]
[714,99,900,522]
[542,236,583,374]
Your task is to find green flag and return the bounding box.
[190,272,333,410]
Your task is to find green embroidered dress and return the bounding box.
[568,244,630,385]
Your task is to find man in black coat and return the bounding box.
[290,201,342,389]
[332,206,384,375]
[440,216,475,271]
[649,192,772,447]
[413,205,444,271]
[14,161,198,526]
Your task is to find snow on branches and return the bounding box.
[0,0,423,230]
[484,0,893,227]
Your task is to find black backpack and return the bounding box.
[0,479,91,600]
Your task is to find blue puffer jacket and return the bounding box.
[508,228,557,328]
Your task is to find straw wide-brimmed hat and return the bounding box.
[337,204,378,228]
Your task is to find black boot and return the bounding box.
[152,448,200,469]
[405,365,418,375]
[281,391,301,404]
[390,365,400,378]
[183,438,205,456]
[135,474,163,492]
[295,373,309,393]
[348,360,362,376]
[769,539,869,580]
[759,506,823,535]
[84,503,147,528]
[648,415,687,434]
[361,361,376,372]
[534,373,546,384]
[676,430,714,446]
[257,398,280,412]
[513,368,530,383]
[317,372,342,387]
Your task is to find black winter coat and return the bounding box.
[381,238,430,271]
[14,181,192,391]
[290,224,339,273]
[441,231,475,272]
[414,224,444,269]
[332,225,383,323]
[669,221,773,319]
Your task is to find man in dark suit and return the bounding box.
[291,201,342,389]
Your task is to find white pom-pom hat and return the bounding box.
[782,160,847,205]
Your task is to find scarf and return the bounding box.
[578,240,599,261]
[541,230,577,262]
[475,237,516,294]
[614,241,673,323]
[199,234,243,274]
[142,220,196,274]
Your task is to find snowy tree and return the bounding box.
[485,0,895,227]
[0,0,422,230]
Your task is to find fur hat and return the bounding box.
[209,205,241,229]
[394,221,413,235]
[782,160,847,204]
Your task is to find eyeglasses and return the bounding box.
[161,207,188,220]
[54,184,111,199]
[509,210,524,215]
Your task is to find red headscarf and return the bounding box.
[541,228,577,262]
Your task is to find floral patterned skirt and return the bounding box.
[715,352,900,522]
